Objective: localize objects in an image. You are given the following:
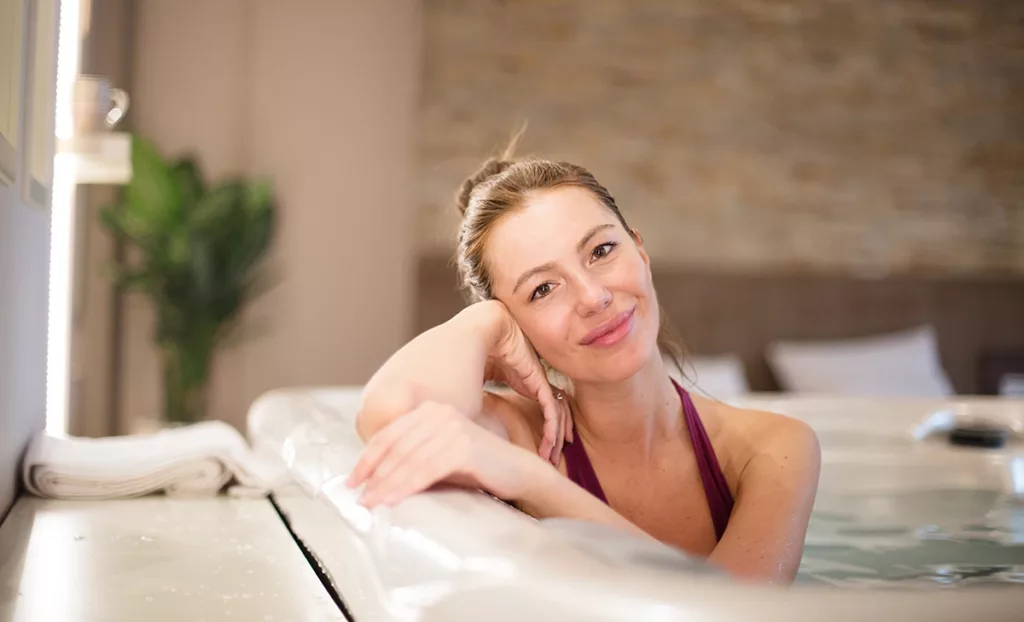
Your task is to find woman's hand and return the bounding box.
[347,400,545,508]
[356,300,570,467]
[484,301,573,464]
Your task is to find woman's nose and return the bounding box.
[576,277,612,316]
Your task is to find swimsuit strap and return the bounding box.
[561,378,736,541]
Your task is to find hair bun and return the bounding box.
[456,158,513,216]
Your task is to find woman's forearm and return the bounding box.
[518,461,653,541]
[356,301,503,441]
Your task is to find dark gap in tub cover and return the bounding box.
[269,494,355,621]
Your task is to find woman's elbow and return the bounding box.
[714,560,799,586]
[707,542,804,586]
[354,384,419,443]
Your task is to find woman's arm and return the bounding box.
[350,400,652,544]
[355,301,502,442]
[356,299,569,463]
[517,460,654,541]
[707,418,821,585]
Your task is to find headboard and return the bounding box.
[415,256,1024,394]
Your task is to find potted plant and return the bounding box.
[101,134,277,425]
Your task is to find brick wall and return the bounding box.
[418,0,1024,276]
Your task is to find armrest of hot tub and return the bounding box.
[0,495,347,621]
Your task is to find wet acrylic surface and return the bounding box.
[0,496,345,622]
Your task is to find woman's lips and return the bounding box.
[580,307,636,347]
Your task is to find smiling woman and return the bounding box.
[352,144,821,585]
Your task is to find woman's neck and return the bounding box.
[570,353,682,456]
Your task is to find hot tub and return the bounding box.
[247,388,1024,621]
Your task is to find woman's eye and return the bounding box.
[591,242,617,261]
[530,282,553,301]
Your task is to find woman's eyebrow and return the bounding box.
[512,224,616,294]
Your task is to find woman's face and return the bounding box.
[486,186,661,384]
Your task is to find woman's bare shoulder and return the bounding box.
[481,387,545,452]
[699,397,819,478]
[722,402,811,437]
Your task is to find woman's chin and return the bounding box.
[570,342,657,384]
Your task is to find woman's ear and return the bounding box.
[631,228,651,266]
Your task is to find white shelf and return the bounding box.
[56,132,131,185]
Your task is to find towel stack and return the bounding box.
[22,420,290,500]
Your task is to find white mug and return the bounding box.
[72,75,130,133]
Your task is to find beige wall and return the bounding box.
[121,0,422,431]
[419,0,1024,277]
[0,16,50,514]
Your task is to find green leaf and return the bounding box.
[125,134,183,233]
[166,230,191,268]
[99,207,128,237]
[189,181,244,232]
[171,157,206,211]
[244,179,274,214]
[188,237,215,306]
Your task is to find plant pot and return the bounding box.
[160,343,212,424]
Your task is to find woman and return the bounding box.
[348,153,821,585]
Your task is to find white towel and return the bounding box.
[23,420,290,500]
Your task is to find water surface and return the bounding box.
[799,489,1024,589]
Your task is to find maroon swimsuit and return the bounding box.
[562,378,735,540]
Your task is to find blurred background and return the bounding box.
[7,0,1022,441]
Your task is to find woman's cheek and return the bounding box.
[531,310,572,362]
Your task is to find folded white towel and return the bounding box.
[23,420,290,500]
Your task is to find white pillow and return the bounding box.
[766,325,954,397]
[667,353,750,400]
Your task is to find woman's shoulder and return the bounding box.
[722,401,815,444]
[697,396,820,478]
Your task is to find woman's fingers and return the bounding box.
[360,430,453,507]
[352,401,477,508]
[361,410,441,485]
[508,362,561,464]
[376,441,462,507]
[493,329,565,464]
[550,393,566,464]
[534,380,563,464]
[348,404,433,487]
[563,397,574,445]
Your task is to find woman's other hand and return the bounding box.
[347,400,545,508]
[485,301,573,465]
